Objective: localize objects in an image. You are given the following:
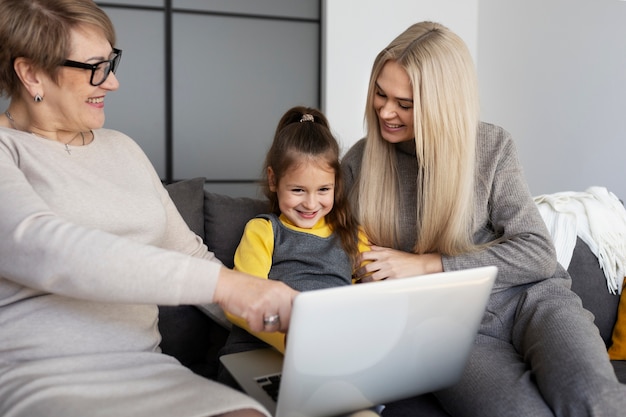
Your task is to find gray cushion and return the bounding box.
[204,191,268,268]
[568,237,620,347]
[612,360,626,382]
[165,177,206,237]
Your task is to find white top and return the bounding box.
[0,127,268,417]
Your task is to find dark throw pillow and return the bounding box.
[165,177,206,238]
[204,191,268,268]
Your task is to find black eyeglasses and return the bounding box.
[61,48,122,86]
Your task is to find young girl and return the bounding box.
[219,106,369,360]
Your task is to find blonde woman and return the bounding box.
[342,21,626,417]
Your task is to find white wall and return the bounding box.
[5,1,625,199]
[322,0,479,153]
[323,0,626,200]
[478,0,626,199]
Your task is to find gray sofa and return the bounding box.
[160,177,626,416]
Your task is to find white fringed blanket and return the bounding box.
[534,186,626,294]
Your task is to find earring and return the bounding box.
[34,94,43,102]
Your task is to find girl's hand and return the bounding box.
[214,268,298,333]
[353,245,443,282]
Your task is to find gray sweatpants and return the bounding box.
[435,270,626,417]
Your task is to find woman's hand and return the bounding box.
[353,245,443,282]
[213,268,298,333]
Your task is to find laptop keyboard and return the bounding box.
[255,373,282,401]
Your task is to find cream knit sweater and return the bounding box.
[0,127,268,417]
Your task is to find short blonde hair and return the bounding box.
[0,0,116,98]
[356,21,479,255]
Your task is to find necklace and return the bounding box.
[4,110,85,155]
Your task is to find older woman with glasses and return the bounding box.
[0,1,297,416]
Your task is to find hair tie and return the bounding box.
[299,114,314,123]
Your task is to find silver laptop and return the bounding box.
[220,266,497,417]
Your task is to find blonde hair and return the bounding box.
[0,0,115,98]
[356,21,479,255]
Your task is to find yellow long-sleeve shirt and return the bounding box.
[228,214,370,352]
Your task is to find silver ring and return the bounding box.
[263,314,280,327]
